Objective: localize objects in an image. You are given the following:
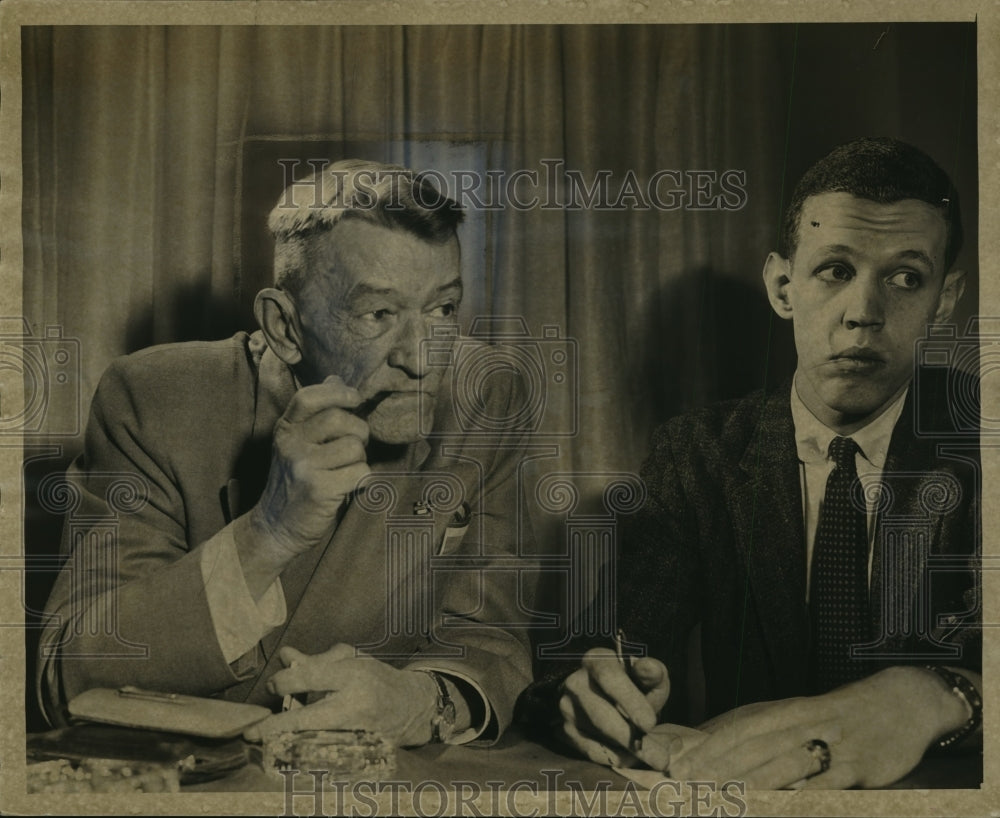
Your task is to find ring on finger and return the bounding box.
[803,738,831,778]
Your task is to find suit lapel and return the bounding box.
[868,388,937,656]
[240,449,456,703]
[729,386,811,693]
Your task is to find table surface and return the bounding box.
[183,728,983,793]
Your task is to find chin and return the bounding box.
[367,408,428,445]
[823,390,895,424]
[370,428,421,445]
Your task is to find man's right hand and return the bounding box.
[559,647,672,770]
[250,375,372,560]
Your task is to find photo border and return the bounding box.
[1,1,996,815]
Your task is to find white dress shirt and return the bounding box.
[790,377,909,599]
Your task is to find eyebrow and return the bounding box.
[893,249,936,271]
[350,284,397,299]
[436,277,464,294]
[812,245,936,272]
[814,244,855,257]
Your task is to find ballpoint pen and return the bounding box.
[614,628,646,754]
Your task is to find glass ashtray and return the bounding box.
[257,729,396,781]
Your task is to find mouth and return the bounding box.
[828,347,886,371]
[356,390,433,417]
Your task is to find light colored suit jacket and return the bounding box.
[39,332,538,741]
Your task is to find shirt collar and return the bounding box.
[790,374,908,469]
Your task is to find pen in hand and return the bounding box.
[614,628,647,754]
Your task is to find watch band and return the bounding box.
[923,665,982,749]
[419,671,457,744]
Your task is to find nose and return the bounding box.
[387,313,429,377]
[843,275,885,330]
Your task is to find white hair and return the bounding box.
[267,158,463,294]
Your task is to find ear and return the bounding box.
[933,269,966,324]
[763,252,794,320]
[254,288,304,366]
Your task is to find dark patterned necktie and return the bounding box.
[809,435,870,693]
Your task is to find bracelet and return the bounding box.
[923,665,982,749]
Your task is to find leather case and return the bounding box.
[68,686,271,740]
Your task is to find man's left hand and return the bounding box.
[243,645,438,747]
[668,666,970,789]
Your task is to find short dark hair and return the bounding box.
[779,137,962,271]
[269,159,464,295]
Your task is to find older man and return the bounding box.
[539,137,981,788]
[39,160,534,747]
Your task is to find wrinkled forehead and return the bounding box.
[284,220,462,297]
[795,192,948,261]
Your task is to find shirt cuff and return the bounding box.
[199,520,287,664]
[406,665,493,745]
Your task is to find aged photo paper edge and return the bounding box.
[0,0,995,815]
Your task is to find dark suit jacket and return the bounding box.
[39,332,538,740]
[524,368,980,726]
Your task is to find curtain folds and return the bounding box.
[22,23,977,477]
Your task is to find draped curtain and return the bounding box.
[22,23,977,475]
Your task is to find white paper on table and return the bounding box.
[612,766,681,790]
[612,723,707,789]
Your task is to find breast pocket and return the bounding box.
[436,501,472,556]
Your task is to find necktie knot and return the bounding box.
[829,436,859,470]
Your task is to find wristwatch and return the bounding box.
[419,671,457,744]
[923,665,982,749]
